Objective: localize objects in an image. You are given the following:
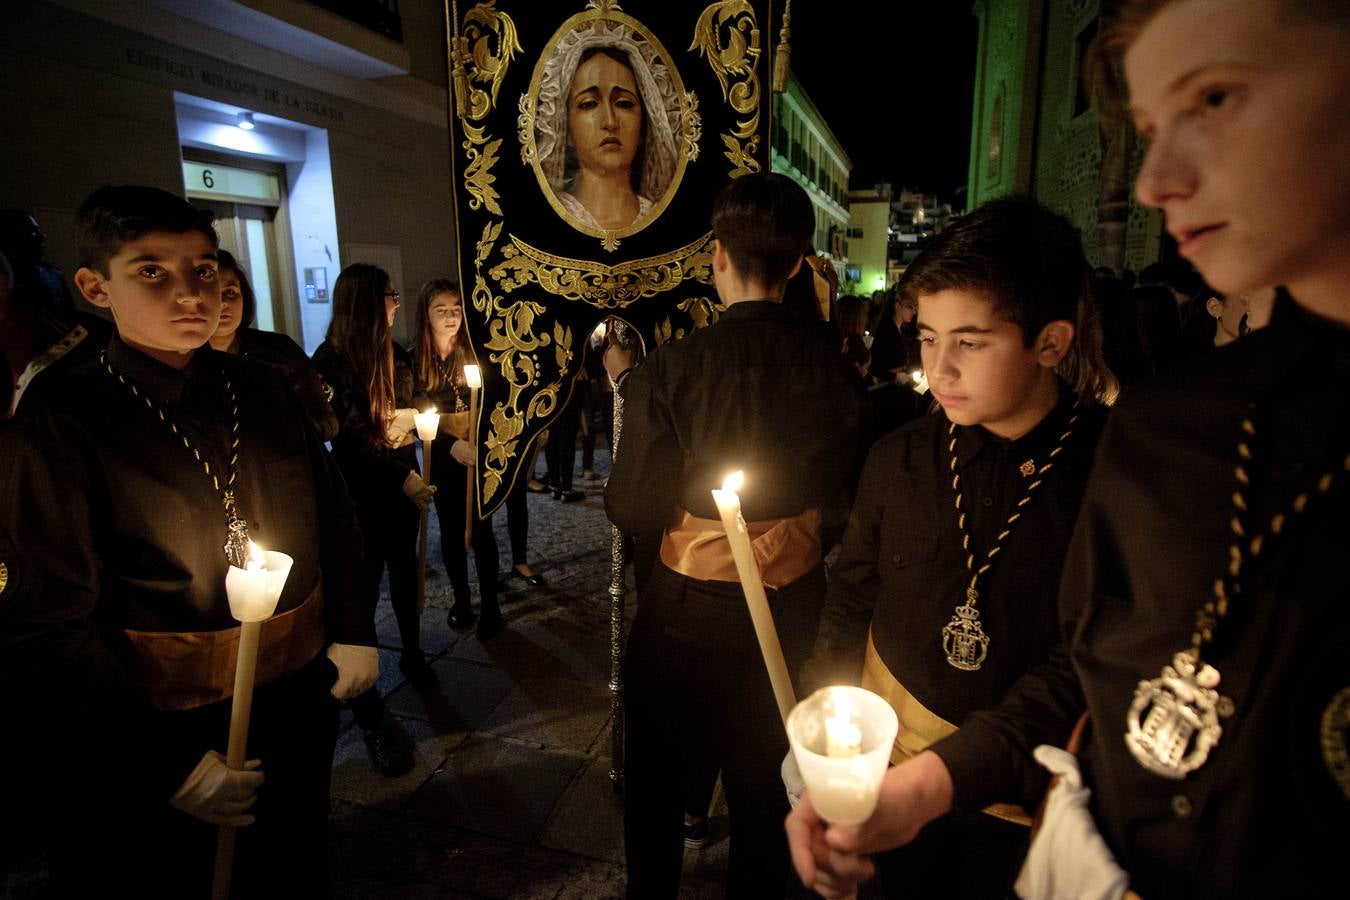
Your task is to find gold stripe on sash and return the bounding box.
[117,585,327,711]
[863,630,1032,827]
[659,507,821,589]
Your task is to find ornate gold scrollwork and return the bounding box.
[691,0,762,177]
[681,91,703,162]
[458,1,522,215]
[488,232,715,309]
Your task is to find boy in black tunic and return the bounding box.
[0,186,377,898]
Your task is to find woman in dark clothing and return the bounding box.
[412,279,505,638]
[312,263,428,776]
[209,250,338,440]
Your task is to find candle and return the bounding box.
[787,685,898,826]
[710,471,796,726]
[414,407,440,442]
[463,364,481,549]
[413,408,439,616]
[911,369,930,395]
[215,540,293,899]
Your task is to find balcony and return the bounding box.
[305,0,402,42]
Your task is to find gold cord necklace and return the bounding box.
[941,403,1080,671]
[1126,415,1350,779]
[101,352,250,567]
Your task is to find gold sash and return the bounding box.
[659,507,821,589]
[863,630,1032,827]
[118,585,327,711]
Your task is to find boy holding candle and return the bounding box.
[789,2,1350,898]
[804,196,1116,898]
[605,172,862,898]
[0,185,378,897]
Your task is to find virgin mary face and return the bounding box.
[567,51,645,183]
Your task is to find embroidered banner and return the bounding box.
[447,0,775,514]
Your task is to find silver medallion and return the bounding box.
[1125,650,1233,779]
[942,597,990,671]
[223,491,251,568]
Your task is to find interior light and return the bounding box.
[237,112,255,131]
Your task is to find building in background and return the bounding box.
[2,0,457,351]
[965,0,1163,272]
[770,73,852,283]
[845,184,891,295]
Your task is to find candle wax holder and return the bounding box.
[225,550,294,623]
[787,685,899,826]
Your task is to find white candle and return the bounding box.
[462,364,482,391]
[711,471,796,726]
[911,369,930,395]
[224,542,293,623]
[463,364,481,549]
[414,407,440,442]
[787,686,899,826]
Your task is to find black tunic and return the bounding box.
[932,296,1350,897]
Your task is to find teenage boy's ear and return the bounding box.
[1034,320,1074,368]
[74,267,113,309]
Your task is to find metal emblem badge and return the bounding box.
[1019,459,1036,478]
[942,601,990,671]
[1126,651,1233,779]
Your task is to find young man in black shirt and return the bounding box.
[807,197,1114,898]
[0,186,377,897]
[606,173,861,898]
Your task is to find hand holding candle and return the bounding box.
[414,408,439,616]
[215,541,292,900]
[787,686,898,826]
[463,364,482,549]
[711,471,796,726]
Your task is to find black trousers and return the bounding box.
[43,655,339,899]
[353,455,421,657]
[544,388,583,491]
[623,562,824,899]
[430,437,499,617]
[875,809,1029,899]
[504,463,530,567]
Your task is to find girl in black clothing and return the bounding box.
[412,279,505,638]
[209,250,338,440]
[312,263,428,775]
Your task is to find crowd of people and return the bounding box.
[0,0,1346,897]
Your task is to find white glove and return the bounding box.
[387,408,417,444]
[782,750,805,809]
[327,642,379,700]
[401,471,436,510]
[169,750,264,827]
[1014,746,1130,900]
[450,439,476,467]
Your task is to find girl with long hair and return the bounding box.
[312,263,429,776]
[411,279,504,638]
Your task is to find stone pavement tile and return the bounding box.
[510,617,614,685]
[405,735,585,844]
[331,716,462,812]
[384,657,517,738]
[478,676,612,754]
[374,601,463,656]
[536,756,625,864]
[445,617,557,675]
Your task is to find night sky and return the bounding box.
[785,3,978,204]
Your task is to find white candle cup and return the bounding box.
[463,364,482,390]
[224,549,294,623]
[414,408,440,442]
[787,686,899,826]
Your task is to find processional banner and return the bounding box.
[446,0,777,515]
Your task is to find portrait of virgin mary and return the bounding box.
[532,19,684,234]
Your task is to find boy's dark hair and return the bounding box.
[711,173,814,290]
[75,185,217,275]
[217,250,257,329]
[899,196,1117,402]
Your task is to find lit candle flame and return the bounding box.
[911,370,923,383]
[424,406,436,415]
[246,540,266,572]
[722,470,744,494]
[463,364,482,389]
[825,690,862,758]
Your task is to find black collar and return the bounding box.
[952,379,1078,467]
[104,333,217,407]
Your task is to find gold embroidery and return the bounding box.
[0,561,8,595]
[1321,686,1350,801]
[692,0,763,177]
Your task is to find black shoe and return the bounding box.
[560,489,585,503]
[398,652,437,687]
[476,610,505,640]
[504,567,547,588]
[362,716,414,777]
[683,817,710,849]
[447,606,478,629]
[552,488,562,500]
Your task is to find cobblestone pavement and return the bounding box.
[330,449,739,899]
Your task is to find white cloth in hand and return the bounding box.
[327,642,379,700]
[401,471,436,510]
[1014,745,1130,900]
[169,750,264,827]
[781,750,805,809]
[450,439,476,466]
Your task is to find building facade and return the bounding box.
[3,0,457,351]
[966,0,1163,271]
